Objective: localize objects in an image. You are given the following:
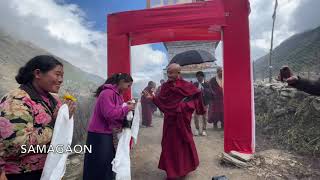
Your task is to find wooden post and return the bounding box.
[147,0,151,8]
[168,0,175,5]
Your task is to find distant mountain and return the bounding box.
[0,29,104,97]
[254,26,320,80]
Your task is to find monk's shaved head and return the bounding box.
[167,63,181,81]
[167,63,181,73]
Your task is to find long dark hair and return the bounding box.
[94,73,133,97]
[15,55,63,85]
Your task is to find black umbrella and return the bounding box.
[170,50,216,66]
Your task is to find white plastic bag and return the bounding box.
[112,103,141,180]
[131,105,140,144]
[41,104,74,180]
[111,128,132,180]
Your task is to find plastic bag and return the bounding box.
[112,128,132,180]
[131,105,140,144]
[41,104,74,180]
[112,104,141,180]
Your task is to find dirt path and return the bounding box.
[131,115,257,180]
[64,114,320,180]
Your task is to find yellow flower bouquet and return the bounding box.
[63,93,77,102]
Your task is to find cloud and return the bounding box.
[131,45,167,73]
[0,0,107,77]
[289,0,320,32]
[249,0,303,60]
[207,0,320,63]
[0,0,167,88]
[131,44,167,94]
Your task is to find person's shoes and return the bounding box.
[194,129,200,136]
[201,131,207,136]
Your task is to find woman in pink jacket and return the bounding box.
[83,73,135,180]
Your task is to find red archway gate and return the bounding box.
[107,0,254,154]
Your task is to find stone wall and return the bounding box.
[254,82,320,155]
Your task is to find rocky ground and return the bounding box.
[254,82,320,155]
[130,115,255,180]
[64,113,320,180]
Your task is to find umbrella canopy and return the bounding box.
[170,50,216,66]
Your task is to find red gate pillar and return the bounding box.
[107,34,132,101]
[223,0,254,153]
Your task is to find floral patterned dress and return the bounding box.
[0,84,61,174]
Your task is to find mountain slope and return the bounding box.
[0,29,104,96]
[0,29,104,144]
[254,26,320,80]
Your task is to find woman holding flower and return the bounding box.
[83,73,135,180]
[0,55,76,180]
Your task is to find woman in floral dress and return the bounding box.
[0,55,76,180]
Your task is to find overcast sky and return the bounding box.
[0,0,319,89]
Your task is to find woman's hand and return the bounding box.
[286,76,298,85]
[52,100,76,120]
[127,102,136,111]
[0,171,7,180]
[65,100,76,119]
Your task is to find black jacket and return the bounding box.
[291,77,320,96]
[193,81,211,106]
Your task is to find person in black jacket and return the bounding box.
[279,66,320,96]
[193,71,211,136]
[287,76,320,96]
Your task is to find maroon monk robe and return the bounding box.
[153,78,205,178]
[141,86,157,126]
[208,77,224,127]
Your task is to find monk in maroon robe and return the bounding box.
[141,81,157,127]
[208,67,224,129]
[156,79,165,96]
[143,63,205,179]
[155,79,165,117]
